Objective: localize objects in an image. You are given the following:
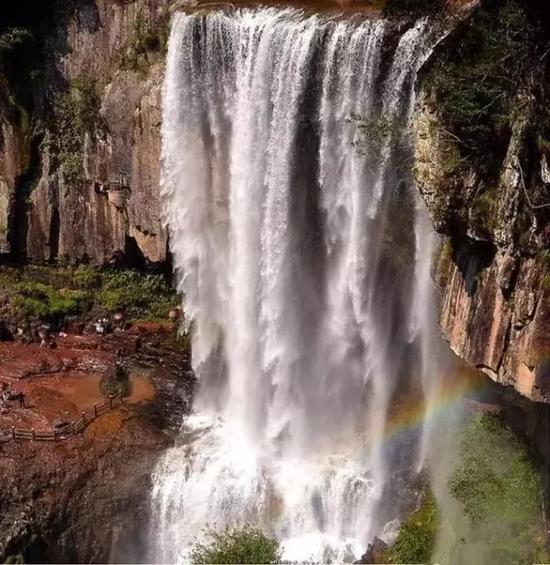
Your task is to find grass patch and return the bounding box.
[13,282,92,320]
[191,526,281,564]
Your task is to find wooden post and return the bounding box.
[31,428,35,441]
[11,426,15,440]
[82,411,86,425]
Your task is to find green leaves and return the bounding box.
[97,270,178,320]
[385,494,440,564]
[11,281,92,321]
[426,1,536,171]
[190,526,281,565]
[53,76,103,181]
[0,266,178,323]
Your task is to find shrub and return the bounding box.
[123,10,170,71]
[190,526,281,564]
[71,265,101,289]
[353,115,405,156]
[425,1,536,173]
[97,269,178,320]
[385,493,440,564]
[12,280,92,321]
[0,265,177,324]
[53,76,103,180]
[470,186,499,236]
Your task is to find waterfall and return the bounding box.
[151,7,443,563]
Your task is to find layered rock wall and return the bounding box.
[414,92,550,403]
[0,0,170,265]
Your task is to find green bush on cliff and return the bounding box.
[470,186,499,236]
[53,75,103,180]
[124,10,170,71]
[426,1,536,172]
[384,493,440,564]
[190,526,281,564]
[353,115,405,156]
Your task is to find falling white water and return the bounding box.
[151,7,443,563]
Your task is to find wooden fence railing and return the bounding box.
[0,392,124,444]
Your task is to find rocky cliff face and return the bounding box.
[415,97,549,402]
[1,0,548,403]
[0,0,170,265]
[413,0,550,402]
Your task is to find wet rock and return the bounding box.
[357,537,389,564]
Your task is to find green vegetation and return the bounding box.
[470,186,499,236]
[13,282,91,320]
[385,414,548,564]
[446,413,549,564]
[384,493,440,564]
[53,76,103,180]
[123,10,170,71]
[436,238,454,288]
[425,1,537,174]
[0,266,178,324]
[97,269,177,320]
[354,115,403,152]
[190,526,281,565]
